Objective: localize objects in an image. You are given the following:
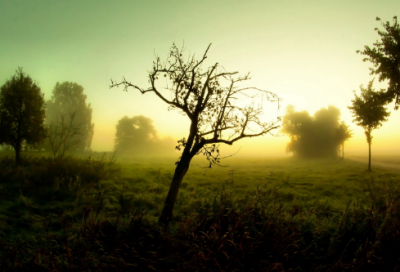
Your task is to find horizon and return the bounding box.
[1,0,400,157]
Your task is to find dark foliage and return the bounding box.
[0,154,119,202]
[1,178,400,271]
[348,80,390,171]
[0,67,46,166]
[357,16,400,108]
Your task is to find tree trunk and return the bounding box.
[159,155,191,226]
[368,141,371,172]
[342,143,345,159]
[15,141,21,167]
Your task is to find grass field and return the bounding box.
[1,151,400,271]
[115,155,399,218]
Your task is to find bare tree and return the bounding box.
[111,43,281,225]
[47,111,81,160]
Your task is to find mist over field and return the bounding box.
[2,1,400,271]
[1,0,400,158]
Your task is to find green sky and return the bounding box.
[1,0,399,156]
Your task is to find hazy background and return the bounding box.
[1,0,399,157]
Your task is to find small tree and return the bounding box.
[336,121,353,159]
[111,43,281,225]
[0,68,46,166]
[357,16,400,108]
[114,115,158,154]
[348,80,390,171]
[47,111,81,160]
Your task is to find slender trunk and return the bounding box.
[15,141,21,167]
[368,141,371,172]
[159,155,191,226]
[342,143,344,159]
[158,115,201,226]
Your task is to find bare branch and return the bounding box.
[47,111,81,159]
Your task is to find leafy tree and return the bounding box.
[0,68,46,166]
[336,121,353,159]
[46,82,94,152]
[357,16,400,108]
[111,43,281,225]
[282,105,350,158]
[348,80,390,171]
[114,115,158,154]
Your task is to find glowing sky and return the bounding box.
[1,0,399,156]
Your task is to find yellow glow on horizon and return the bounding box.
[1,1,400,157]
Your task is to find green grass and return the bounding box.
[111,155,399,219]
[1,152,400,271]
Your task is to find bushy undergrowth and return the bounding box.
[1,155,400,271]
[1,185,400,271]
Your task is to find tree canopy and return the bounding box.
[111,43,281,225]
[282,105,352,158]
[357,16,400,108]
[46,82,94,152]
[348,80,390,171]
[0,67,46,166]
[114,115,174,155]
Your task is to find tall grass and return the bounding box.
[1,155,400,271]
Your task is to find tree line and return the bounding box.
[0,68,175,165]
[0,70,94,165]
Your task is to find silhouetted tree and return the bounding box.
[282,105,350,158]
[348,80,390,171]
[0,68,46,166]
[336,121,353,159]
[111,43,280,225]
[114,115,158,154]
[357,16,400,108]
[48,111,81,159]
[46,82,94,152]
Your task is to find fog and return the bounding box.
[1,1,400,159]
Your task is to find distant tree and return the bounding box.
[357,16,400,108]
[348,80,390,171]
[111,43,281,225]
[46,82,94,152]
[114,115,158,154]
[336,121,353,159]
[48,111,81,159]
[281,105,313,156]
[0,68,46,166]
[282,105,349,158]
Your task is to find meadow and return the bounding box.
[116,155,399,219]
[1,151,400,271]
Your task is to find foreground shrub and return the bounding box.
[1,181,400,271]
[0,154,119,194]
